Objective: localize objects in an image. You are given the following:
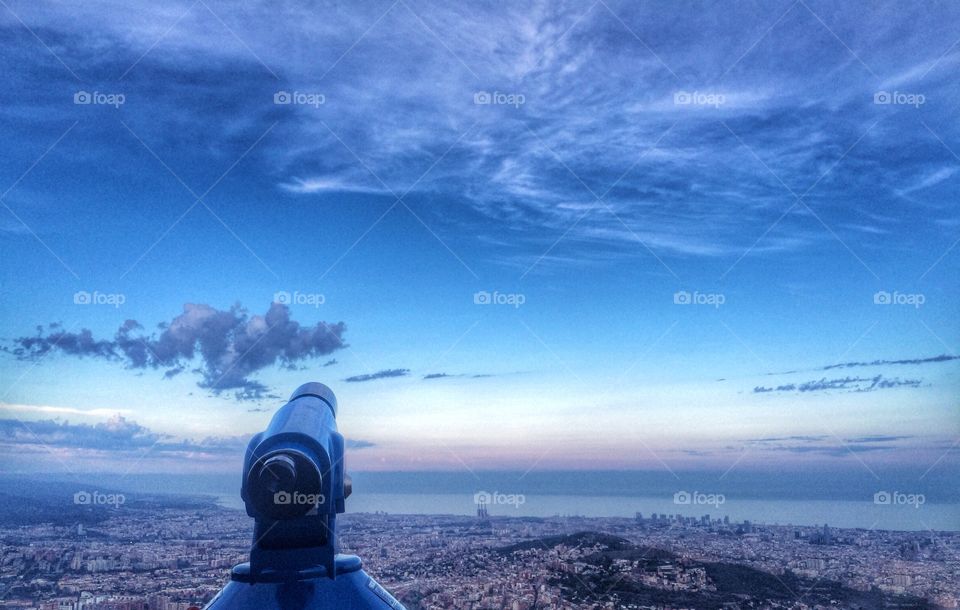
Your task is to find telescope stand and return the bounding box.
[206,554,406,609]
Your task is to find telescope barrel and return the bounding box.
[206,383,406,609]
[241,383,347,522]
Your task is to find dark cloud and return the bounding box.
[821,354,960,371]
[344,369,410,383]
[422,372,495,380]
[232,382,281,402]
[754,375,922,394]
[746,434,910,457]
[12,327,116,360]
[765,354,959,377]
[7,303,347,401]
[163,366,185,379]
[750,435,829,443]
[0,416,246,455]
[777,445,897,456]
[0,415,161,450]
[323,359,338,367]
[845,435,913,443]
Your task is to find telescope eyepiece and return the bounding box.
[246,449,324,520]
[258,453,298,496]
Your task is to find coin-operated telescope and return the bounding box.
[205,383,406,609]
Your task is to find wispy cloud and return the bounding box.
[4,0,955,270]
[845,435,913,444]
[422,372,495,380]
[0,403,134,418]
[754,374,922,394]
[821,354,960,371]
[744,434,916,457]
[344,368,410,383]
[0,415,219,453]
[0,416,375,459]
[279,176,392,196]
[423,373,453,380]
[762,354,960,378]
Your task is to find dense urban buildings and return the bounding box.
[1,500,956,609]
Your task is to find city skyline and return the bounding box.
[1,0,958,477]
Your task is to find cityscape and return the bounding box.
[0,492,957,609]
[2,0,959,609]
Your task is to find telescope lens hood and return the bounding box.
[288,382,337,417]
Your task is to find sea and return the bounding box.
[19,470,955,532]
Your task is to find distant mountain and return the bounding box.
[0,476,217,525]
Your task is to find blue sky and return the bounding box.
[0,0,957,477]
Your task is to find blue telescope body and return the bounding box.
[205,383,406,610]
